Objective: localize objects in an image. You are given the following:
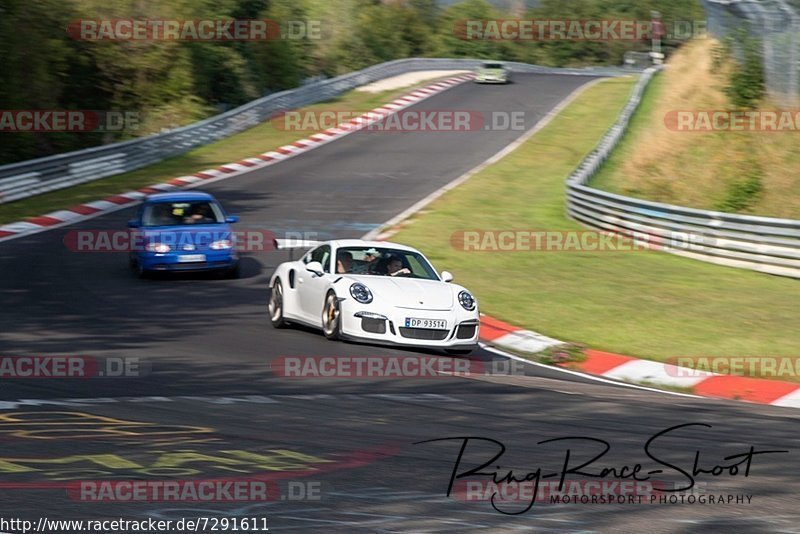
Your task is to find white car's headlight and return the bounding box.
[146,243,171,253]
[458,290,476,311]
[210,239,233,250]
[350,283,373,304]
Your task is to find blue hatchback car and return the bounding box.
[128,191,240,278]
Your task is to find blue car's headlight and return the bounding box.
[458,290,476,311]
[210,239,232,250]
[146,243,171,253]
[350,283,373,304]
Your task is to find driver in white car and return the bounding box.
[336,250,354,274]
[386,256,411,277]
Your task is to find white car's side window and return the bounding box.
[305,245,331,272]
[316,246,332,273]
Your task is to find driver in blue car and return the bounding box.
[184,203,215,224]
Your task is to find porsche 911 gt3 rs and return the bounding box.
[268,239,479,353]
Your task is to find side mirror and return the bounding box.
[305,261,324,277]
[127,219,139,228]
[441,271,454,282]
[225,215,239,224]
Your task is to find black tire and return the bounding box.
[322,291,341,340]
[269,279,288,328]
[131,260,149,279]
[224,263,240,279]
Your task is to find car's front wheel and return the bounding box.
[130,259,149,279]
[223,263,240,279]
[269,279,288,328]
[322,291,341,340]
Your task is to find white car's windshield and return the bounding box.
[335,247,439,280]
[483,63,503,69]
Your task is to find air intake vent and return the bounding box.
[399,328,448,341]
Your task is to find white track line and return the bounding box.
[480,343,702,399]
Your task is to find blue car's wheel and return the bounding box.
[223,263,240,279]
[131,259,149,279]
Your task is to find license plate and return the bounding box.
[178,254,206,263]
[405,318,447,330]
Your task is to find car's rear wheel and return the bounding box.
[322,292,341,340]
[269,279,288,328]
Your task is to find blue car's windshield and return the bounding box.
[141,201,225,227]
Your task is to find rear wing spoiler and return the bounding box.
[273,238,323,260]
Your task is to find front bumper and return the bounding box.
[340,305,480,348]
[133,250,238,272]
[475,77,507,84]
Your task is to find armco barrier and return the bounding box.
[565,67,800,278]
[0,58,625,205]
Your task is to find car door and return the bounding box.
[297,244,333,323]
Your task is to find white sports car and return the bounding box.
[268,239,479,353]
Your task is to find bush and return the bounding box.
[724,31,765,108]
[714,159,764,213]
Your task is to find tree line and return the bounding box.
[0,0,703,165]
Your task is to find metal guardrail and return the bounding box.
[565,67,800,279]
[0,58,627,205]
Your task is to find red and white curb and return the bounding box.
[478,315,800,409]
[479,315,562,354]
[0,74,473,244]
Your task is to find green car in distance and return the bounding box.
[474,62,511,84]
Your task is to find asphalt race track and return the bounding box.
[0,74,798,533]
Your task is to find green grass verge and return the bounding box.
[589,41,800,219]
[589,72,664,192]
[392,76,800,369]
[0,76,456,225]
